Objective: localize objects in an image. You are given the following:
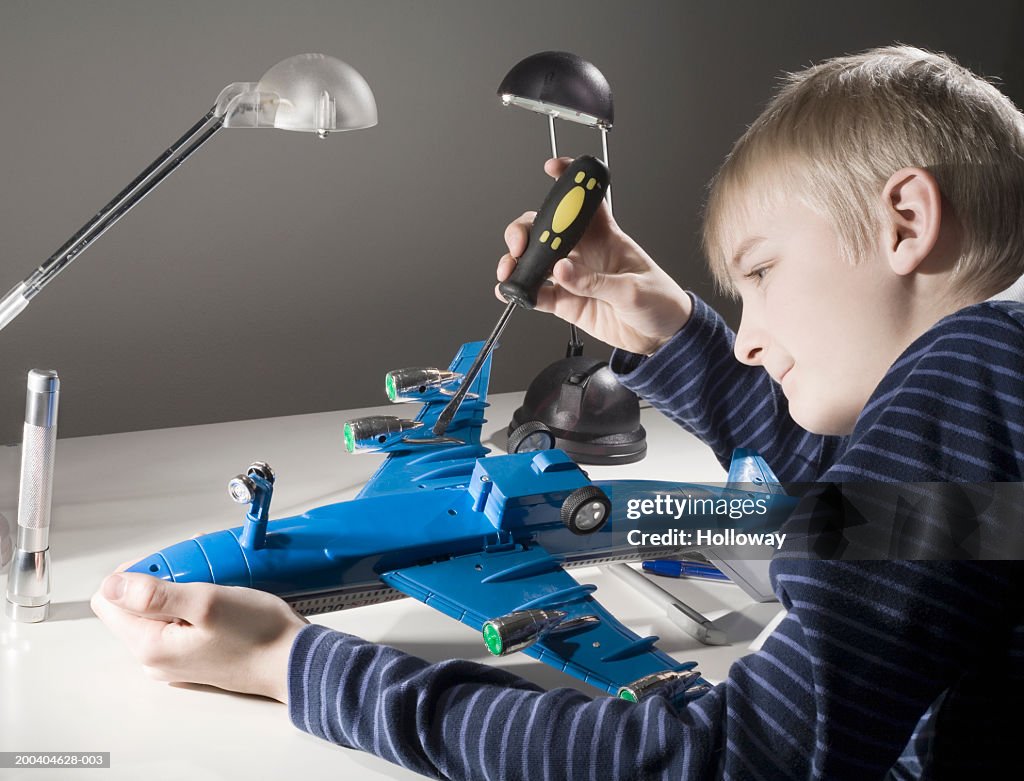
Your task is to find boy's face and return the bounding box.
[727,197,918,436]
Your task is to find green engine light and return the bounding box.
[617,688,638,703]
[482,622,503,656]
[343,423,356,453]
[385,373,397,402]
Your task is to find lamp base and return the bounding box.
[509,355,646,465]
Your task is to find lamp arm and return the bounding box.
[0,106,225,331]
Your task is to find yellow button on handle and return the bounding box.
[551,187,586,233]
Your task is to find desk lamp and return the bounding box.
[0,53,377,332]
[0,54,376,622]
[498,51,645,464]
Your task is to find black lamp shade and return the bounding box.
[498,51,614,128]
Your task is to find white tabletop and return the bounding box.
[0,392,782,780]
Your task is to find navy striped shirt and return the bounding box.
[288,295,1024,779]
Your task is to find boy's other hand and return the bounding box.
[497,157,693,356]
[91,572,308,704]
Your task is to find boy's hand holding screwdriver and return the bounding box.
[497,157,693,357]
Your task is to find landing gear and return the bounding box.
[229,461,275,551]
[560,485,611,534]
[508,421,556,453]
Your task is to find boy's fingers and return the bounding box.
[538,288,602,336]
[91,589,174,643]
[497,254,517,283]
[100,573,202,623]
[514,262,605,318]
[543,157,573,179]
[551,258,625,304]
[529,284,556,313]
[504,211,536,257]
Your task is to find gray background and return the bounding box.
[0,0,1021,444]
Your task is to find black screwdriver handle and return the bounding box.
[498,155,610,310]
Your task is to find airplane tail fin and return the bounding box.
[447,340,492,408]
[725,448,786,495]
[702,449,786,603]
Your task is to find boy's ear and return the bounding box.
[881,167,943,276]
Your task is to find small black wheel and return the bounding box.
[560,486,611,534]
[508,421,556,454]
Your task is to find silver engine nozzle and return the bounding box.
[343,415,424,453]
[385,367,463,403]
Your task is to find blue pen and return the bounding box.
[642,560,731,582]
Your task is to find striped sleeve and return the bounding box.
[287,625,724,779]
[609,293,845,481]
[288,561,1020,779]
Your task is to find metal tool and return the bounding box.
[0,511,11,573]
[605,562,727,646]
[432,155,610,436]
[5,369,60,622]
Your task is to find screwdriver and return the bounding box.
[433,155,610,437]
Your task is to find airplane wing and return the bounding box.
[356,341,494,499]
[380,544,700,697]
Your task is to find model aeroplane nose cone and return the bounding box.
[125,553,174,581]
[482,622,504,655]
[343,422,356,453]
[617,688,639,703]
[385,373,398,402]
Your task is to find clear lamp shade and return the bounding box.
[215,53,378,134]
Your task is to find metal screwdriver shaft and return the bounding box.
[432,302,516,435]
[432,155,610,437]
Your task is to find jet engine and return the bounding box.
[343,415,423,453]
[482,609,568,656]
[481,609,599,656]
[385,367,465,403]
[616,670,710,704]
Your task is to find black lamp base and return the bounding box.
[509,355,646,465]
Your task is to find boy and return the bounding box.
[93,46,1024,778]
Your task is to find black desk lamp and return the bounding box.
[0,53,377,331]
[498,51,645,464]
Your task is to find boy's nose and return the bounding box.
[734,313,765,366]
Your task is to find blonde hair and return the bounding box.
[703,45,1024,298]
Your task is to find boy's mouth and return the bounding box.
[768,363,792,384]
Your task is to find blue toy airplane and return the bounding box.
[127,341,792,704]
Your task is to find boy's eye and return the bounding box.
[744,263,772,283]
